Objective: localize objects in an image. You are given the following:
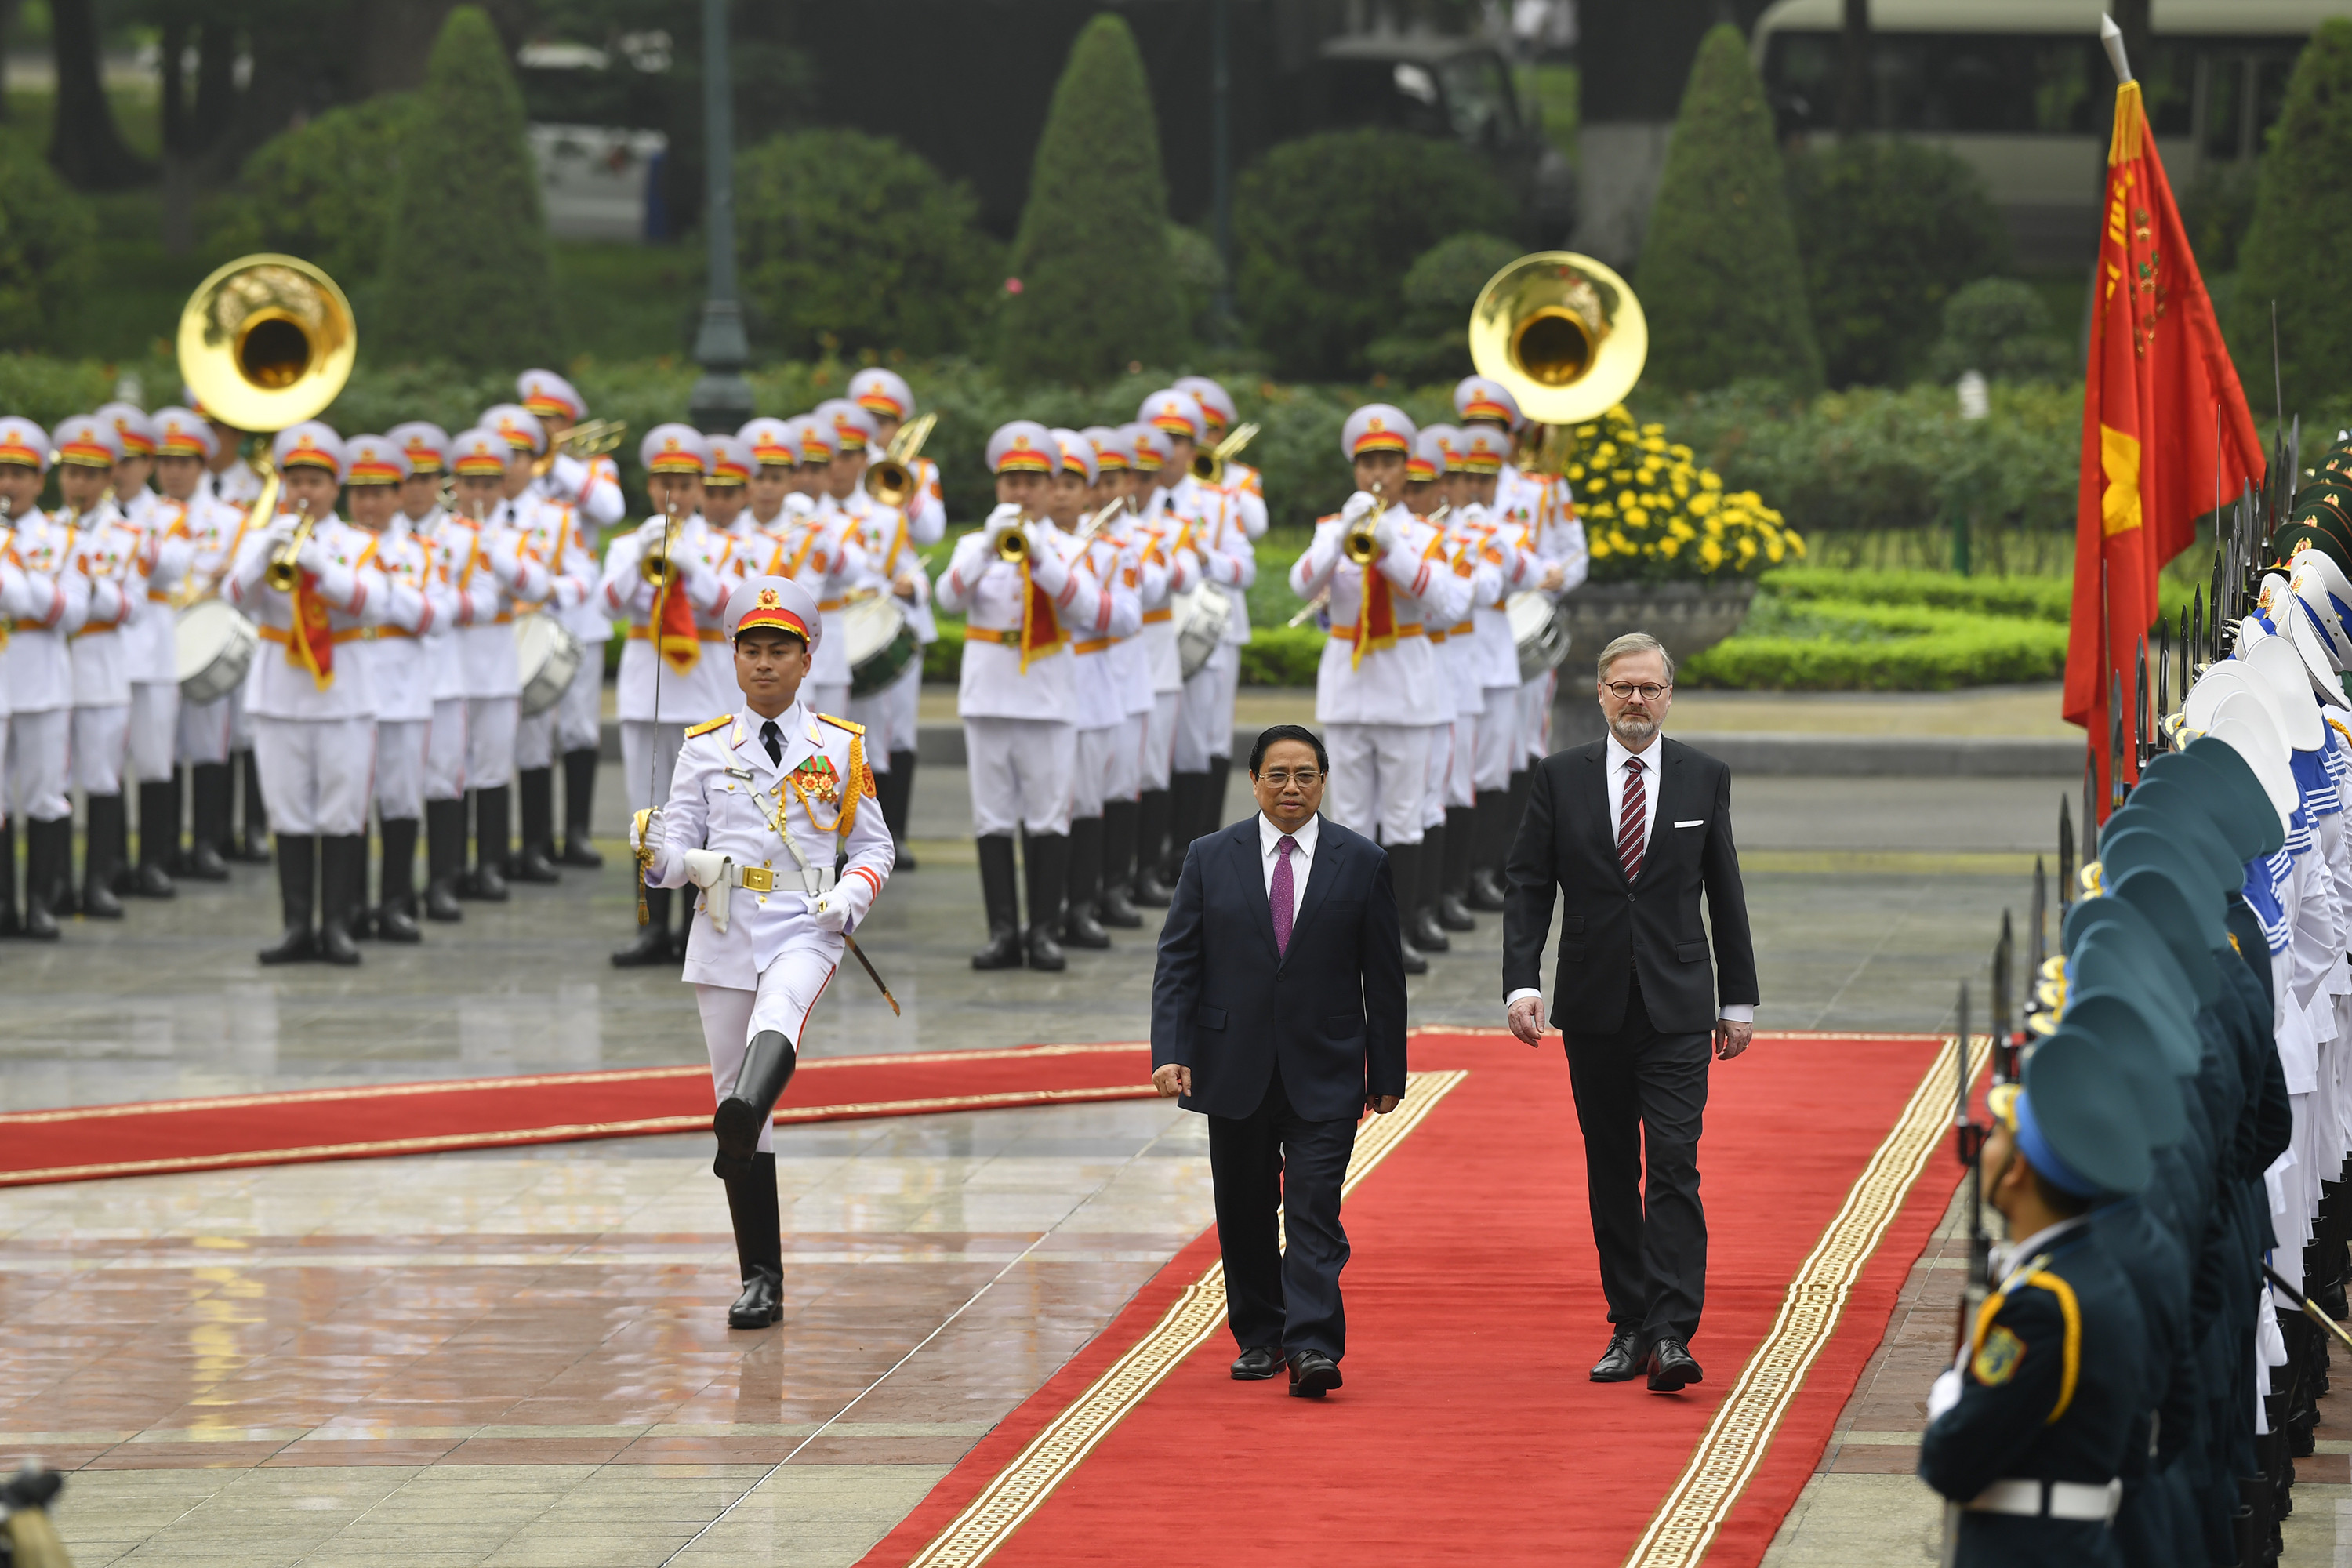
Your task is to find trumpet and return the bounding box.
[1192,421,1261,486]
[263,498,314,593]
[1073,496,1127,546]
[865,411,938,508]
[640,503,681,587]
[1343,484,1387,564]
[533,417,628,478]
[996,519,1029,564]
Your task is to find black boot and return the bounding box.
[558,748,603,867]
[1024,831,1069,971]
[1467,789,1512,911]
[1132,788,1176,906]
[512,768,561,884]
[183,763,233,880]
[132,779,178,898]
[317,833,364,965]
[722,1150,784,1328]
[612,884,675,966]
[376,817,423,943]
[1204,753,1234,840]
[1061,815,1111,949]
[19,817,66,939]
[464,788,510,900]
[1407,824,1450,953]
[884,749,920,871]
[971,833,1024,969]
[258,834,317,964]
[423,797,466,921]
[1438,805,1479,930]
[715,1030,799,1177]
[1163,772,1208,884]
[1386,840,1428,976]
[1098,798,1143,927]
[233,750,271,862]
[0,818,16,936]
[80,796,126,919]
[670,879,695,960]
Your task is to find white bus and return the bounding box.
[1751,0,2352,265]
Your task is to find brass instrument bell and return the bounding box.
[263,499,316,593]
[1343,485,1385,564]
[865,411,938,509]
[1191,421,1261,486]
[996,520,1030,564]
[177,254,356,436]
[1468,252,1648,433]
[534,416,628,478]
[640,504,683,588]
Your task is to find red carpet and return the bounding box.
[861,1029,1971,1568]
[0,1043,1156,1187]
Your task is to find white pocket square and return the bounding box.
[1675,819,1705,828]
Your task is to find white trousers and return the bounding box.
[556,649,602,753]
[1446,715,1475,811]
[515,707,557,773]
[1421,719,1450,830]
[129,681,178,783]
[1108,712,1144,804]
[425,698,467,801]
[466,695,519,791]
[5,706,70,822]
[376,719,428,819]
[694,948,841,1155]
[177,691,238,765]
[1142,691,1178,791]
[71,704,129,795]
[1073,723,1120,821]
[1518,670,1555,764]
[1475,687,1518,792]
[1325,722,1432,847]
[621,718,686,815]
[1173,648,1232,772]
[251,715,375,836]
[964,717,1075,837]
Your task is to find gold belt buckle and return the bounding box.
[740,866,775,893]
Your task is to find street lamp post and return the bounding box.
[688,0,753,434]
[1210,0,1234,338]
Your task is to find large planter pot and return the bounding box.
[1555,579,1759,674]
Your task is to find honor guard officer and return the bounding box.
[1289,405,1473,975]
[1922,1025,2152,1567]
[935,421,1106,972]
[387,422,473,922]
[0,418,89,938]
[843,376,943,871]
[53,415,146,919]
[603,424,743,965]
[1173,375,1269,539]
[340,434,440,942]
[153,406,240,881]
[225,423,388,967]
[632,575,894,1329]
[99,402,191,902]
[1047,428,1142,949]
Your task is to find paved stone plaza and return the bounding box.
[5,762,2336,1564]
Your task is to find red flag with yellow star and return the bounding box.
[2063,78,2263,814]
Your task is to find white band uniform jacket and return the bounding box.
[358,518,449,726]
[934,519,1106,722]
[225,513,387,722]
[125,490,194,685]
[456,498,555,700]
[0,510,93,714]
[600,513,740,724]
[1064,528,1143,730]
[760,503,868,689]
[1290,502,1475,728]
[67,503,148,707]
[1128,513,1200,696]
[644,702,896,990]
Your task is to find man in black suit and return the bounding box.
[1501,632,1758,1393]
[1151,723,1408,1398]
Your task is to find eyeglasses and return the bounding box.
[1603,682,1671,702]
[1258,768,1322,786]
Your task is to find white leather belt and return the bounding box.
[682,848,833,934]
[1965,1479,2121,1523]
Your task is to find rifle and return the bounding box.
[2057,796,2075,917]
[1992,911,2017,1084]
[1942,980,1991,1568]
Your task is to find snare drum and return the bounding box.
[1507,591,1570,681]
[516,613,584,717]
[846,593,919,698]
[175,598,258,703]
[1171,586,1231,680]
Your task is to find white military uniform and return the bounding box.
[787,492,870,719]
[844,370,947,770]
[520,370,626,776]
[601,506,741,815]
[67,497,147,800]
[355,509,445,822]
[170,482,252,767]
[510,495,600,773]
[2,491,93,826]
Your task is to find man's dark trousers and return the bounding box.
[1565,973,1710,1348]
[1210,1062,1358,1359]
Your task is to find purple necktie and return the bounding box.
[1272,834,1298,956]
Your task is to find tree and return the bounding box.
[211,95,421,285]
[2231,18,2352,414]
[1788,139,2009,387]
[47,0,151,189]
[1367,231,1523,383]
[1234,131,1516,382]
[1638,24,1823,394]
[999,15,1178,384]
[1925,278,2074,383]
[737,129,1000,358]
[375,6,559,368]
[0,129,93,347]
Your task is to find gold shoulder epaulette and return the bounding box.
[818,713,864,735]
[684,715,731,739]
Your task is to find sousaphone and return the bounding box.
[1467,251,1647,473]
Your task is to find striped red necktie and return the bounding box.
[1617,757,1647,882]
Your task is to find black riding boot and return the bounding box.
[1385,840,1428,976]
[377,816,423,942]
[131,778,178,898]
[233,750,271,862]
[1023,831,1069,971]
[558,747,604,867]
[971,833,1023,970]
[1439,805,1478,930]
[184,763,233,880]
[722,1150,784,1329]
[512,768,561,883]
[423,797,466,921]
[715,1029,799,1177]
[19,817,66,938]
[1407,823,1450,953]
[258,834,318,964]
[80,795,126,919]
[1203,753,1234,841]
[1163,772,1208,884]
[464,788,511,900]
[318,833,364,965]
[1467,789,1512,910]
[612,884,675,966]
[0,818,16,936]
[884,748,920,871]
[1132,788,1175,906]
[1098,798,1143,927]
[1061,815,1111,949]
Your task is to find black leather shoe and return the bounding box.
[463,862,509,902]
[611,926,673,966]
[895,840,919,871]
[1467,867,1509,912]
[971,925,1024,970]
[183,840,231,882]
[1436,892,1476,932]
[1287,1350,1342,1398]
[258,927,316,965]
[728,1269,783,1329]
[1399,938,1428,977]
[1131,868,1174,908]
[510,846,561,884]
[1025,924,1067,972]
[377,904,422,943]
[1408,907,1450,953]
[1060,907,1111,950]
[559,833,604,869]
[1646,1338,1703,1392]
[1231,1346,1283,1381]
[424,879,463,922]
[1591,1328,1643,1382]
[1097,884,1144,928]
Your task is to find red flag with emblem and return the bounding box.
[287,572,335,689]
[2063,77,2263,815]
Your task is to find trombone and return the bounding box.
[534,417,627,478]
[865,411,938,508]
[1192,421,1261,486]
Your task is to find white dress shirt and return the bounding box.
[1259,810,1319,927]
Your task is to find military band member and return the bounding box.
[844,375,945,871]
[341,434,438,942]
[0,419,90,938]
[504,447,601,884]
[1047,428,1141,948]
[194,394,270,863]
[1174,376,1269,540]
[632,574,893,1328]
[935,421,1105,972]
[769,430,866,721]
[1289,405,1472,975]
[1121,420,1198,906]
[224,423,387,966]
[849,368,946,539]
[99,402,190,901]
[739,419,799,539]
[603,424,742,966]
[1417,426,1495,942]
[1452,423,1541,914]
[153,406,240,880]
[387,422,473,921]
[50,415,145,919]
[1085,424,1160,927]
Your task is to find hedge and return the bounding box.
[1760,566,2201,628]
[1681,597,2070,690]
[2231,17,2352,413]
[922,614,1325,687]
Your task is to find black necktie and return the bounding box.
[760,720,782,766]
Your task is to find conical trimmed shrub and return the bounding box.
[2231,17,2352,413]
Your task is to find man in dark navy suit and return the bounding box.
[1151,722,1408,1398]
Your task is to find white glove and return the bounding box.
[295,535,328,575]
[1372,512,1401,553]
[629,807,662,856]
[1341,489,1379,523]
[983,503,1023,545]
[809,888,853,933]
[1926,1365,1964,1423]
